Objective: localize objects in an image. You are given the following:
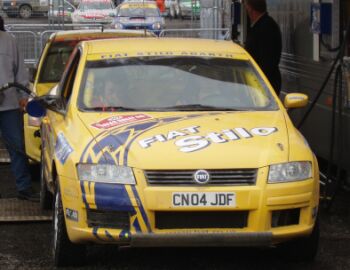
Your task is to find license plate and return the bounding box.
[172,192,236,207]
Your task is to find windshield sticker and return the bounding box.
[138,126,278,153]
[55,132,73,164]
[92,114,152,130]
[99,51,236,60]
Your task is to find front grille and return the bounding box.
[155,211,248,229]
[87,209,130,230]
[144,169,257,186]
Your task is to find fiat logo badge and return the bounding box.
[193,170,210,184]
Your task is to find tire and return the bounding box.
[278,218,319,262]
[19,5,32,19]
[40,153,53,210]
[53,183,86,267]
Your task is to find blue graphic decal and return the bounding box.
[93,130,131,155]
[93,227,104,241]
[80,181,89,209]
[119,230,131,240]
[87,155,92,163]
[133,218,141,232]
[162,117,182,122]
[126,121,159,132]
[55,132,73,164]
[115,152,120,165]
[94,183,136,213]
[131,186,151,233]
[100,152,115,165]
[105,230,115,241]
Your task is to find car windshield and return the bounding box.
[118,7,159,17]
[79,1,113,10]
[39,41,76,83]
[78,57,278,111]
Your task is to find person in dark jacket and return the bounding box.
[244,0,282,95]
[0,15,38,201]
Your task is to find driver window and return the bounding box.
[59,48,81,109]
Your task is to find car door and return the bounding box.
[41,48,81,183]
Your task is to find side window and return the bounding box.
[58,48,81,108]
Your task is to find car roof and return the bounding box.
[82,38,250,60]
[50,29,155,41]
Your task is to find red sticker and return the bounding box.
[92,114,151,130]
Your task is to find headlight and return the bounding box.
[152,22,161,30]
[114,23,123,29]
[268,161,312,183]
[77,164,136,184]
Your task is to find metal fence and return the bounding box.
[159,28,230,40]
[5,24,231,65]
[5,23,105,65]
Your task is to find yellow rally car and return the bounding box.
[26,38,319,266]
[24,29,155,164]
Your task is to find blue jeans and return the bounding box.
[0,109,31,192]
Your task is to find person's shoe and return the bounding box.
[17,189,40,202]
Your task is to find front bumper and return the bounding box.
[131,232,272,247]
[59,166,319,246]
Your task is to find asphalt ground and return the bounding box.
[0,163,350,270]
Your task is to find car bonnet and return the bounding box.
[77,111,289,169]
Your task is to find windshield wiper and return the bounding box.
[86,106,137,111]
[162,104,245,111]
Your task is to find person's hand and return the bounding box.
[19,98,28,112]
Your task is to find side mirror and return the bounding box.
[284,93,309,109]
[26,95,65,117]
[26,99,46,117]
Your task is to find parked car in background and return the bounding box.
[48,0,76,22]
[179,0,199,19]
[2,0,49,19]
[71,0,116,25]
[112,2,165,35]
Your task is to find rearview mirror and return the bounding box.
[284,93,309,109]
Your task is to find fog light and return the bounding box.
[271,208,300,228]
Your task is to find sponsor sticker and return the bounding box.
[65,208,79,222]
[55,132,73,164]
[138,125,278,153]
[92,114,151,130]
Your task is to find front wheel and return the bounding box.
[53,183,86,267]
[19,4,32,19]
[278,218,319,262]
